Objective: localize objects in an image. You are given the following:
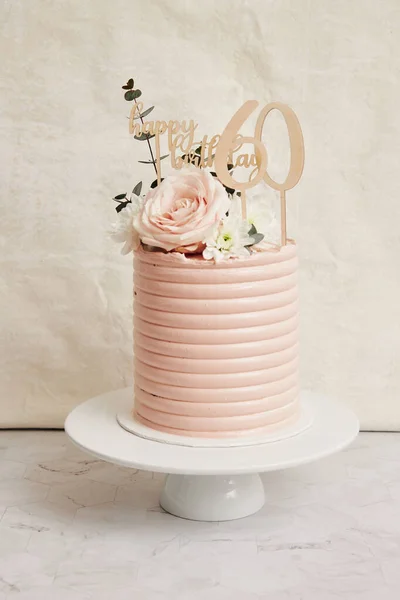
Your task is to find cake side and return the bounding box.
[133,243,299,438]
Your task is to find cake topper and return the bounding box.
[112,78,304,258]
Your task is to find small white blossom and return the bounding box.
[246,194,280,244]
[110,194,142,255]
[203,199,255,262]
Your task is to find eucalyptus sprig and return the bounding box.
[246,223,264,248]
[113,181,142,213]
[113,78,169,211]
[122,78,169,181]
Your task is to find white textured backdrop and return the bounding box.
[1,0,399,429]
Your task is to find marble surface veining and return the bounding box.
[0,431,399,599]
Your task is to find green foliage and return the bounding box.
[122,79,134,90]
[113,192,131,213]
[246,223,264,247]
[249,232,264,245]
[134,133,155,141]
[124,89,142,101]
[138,154,169,165]
[226,186,235,195]
[135,106,154,119]
[115,200,131,213]
[150,178,164,189]
[132,181,142,196]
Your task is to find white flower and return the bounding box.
[110,194,142,255]
[203,199,255,262]
[246,194,280,243]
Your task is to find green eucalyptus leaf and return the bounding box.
[224,185,235,196]
[187,152,200,165]
[134,133,155,141]
[124,90,136,101]
[114,193,127,200]
[124,88,142,100]
[248,233,264,246]
[150,178,164,189]
[138,154,169,165]
[248,223,257,236]
[115,199,131,213]
[122,78,134,90]
[135,106,154,119]
[132,181,142,196]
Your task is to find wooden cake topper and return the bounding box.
[128,100,305,246]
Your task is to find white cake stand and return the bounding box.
[65,389,359,521]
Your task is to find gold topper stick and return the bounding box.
[255,102,304,246]
[214,100,268,220]
[155,131,162,186]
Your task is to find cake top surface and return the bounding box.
[134,238,297,269]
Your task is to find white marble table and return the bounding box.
[0,430,399,599]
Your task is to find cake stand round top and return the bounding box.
[65,388,359,475]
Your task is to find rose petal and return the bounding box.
[134,168,231,252]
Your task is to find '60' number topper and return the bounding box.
[128,100,305,247]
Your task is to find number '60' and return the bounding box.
[214,100,304,193]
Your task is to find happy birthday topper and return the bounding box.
[124,79,304,246]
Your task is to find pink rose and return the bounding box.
[133,169,230,252]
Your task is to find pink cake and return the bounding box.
[133,243,299,438]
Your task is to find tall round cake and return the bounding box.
[133,243,299,438]
[110,78,305,441]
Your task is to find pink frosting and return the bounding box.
[133,243,299,437]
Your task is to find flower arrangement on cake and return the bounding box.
[111,79,279,261]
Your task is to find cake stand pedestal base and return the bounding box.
[160,473,265,521]
[65,389,359,522]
